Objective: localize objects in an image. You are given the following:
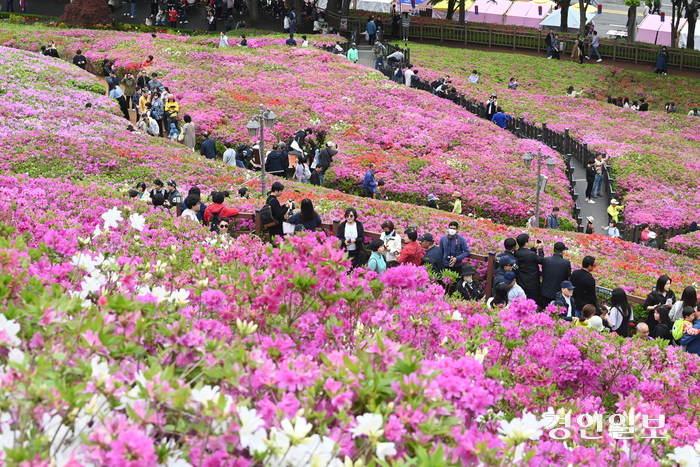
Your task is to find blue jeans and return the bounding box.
[591,46,601,60]
[131,2,136,16]
[236,160,246,169]
[374,56,384,69]
[592,173,603,196]
[546,45,551,57]
[320,166,328,185]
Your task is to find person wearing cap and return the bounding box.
[419,233,443,274]
[585,216,595,235]
[644,231,659,249]
[545,207,560,229]
[347,43,359,63]
[426,194,439,209]
[503,271,526,300]
[540,242,572,308]
[514,233,544,302]
[455,265,485,301]
[200,131,217,160]
[362,163,377,198]
[318,142,337,186]
[398,229,423,266]
[440,221,471,274]
[451,192,462,215]
[493,255,516,289]
[551,281,577,321]
[571,256,597,315]
[607,199,624,223]
[526,209,538,229]
[163,180,182,209]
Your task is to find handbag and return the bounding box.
[177,132,185,142]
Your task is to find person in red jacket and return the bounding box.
[169,6,179,28]
[203,191,239,224]
[398,229,423,266]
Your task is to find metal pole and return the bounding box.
[259,104,266,196]
[535,145,542,228]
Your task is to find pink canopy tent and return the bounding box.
[482,0,513,24]
[503,1,551,27]
[637,14,687,46]
[467,0,496,21]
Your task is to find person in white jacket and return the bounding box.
[380,221,403,267]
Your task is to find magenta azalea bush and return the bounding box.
[0,27,573,227]
[1,31,700,467]
[408,44,700,231]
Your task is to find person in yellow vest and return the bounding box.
[607,198,624,223]
[164,95,180,130]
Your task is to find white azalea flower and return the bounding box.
[280,417,312,443]
[129,213,146,232]
[168,289,190,306]
[668,445,700,467]
[80,271,107,295]
[237,406,265,436]
[267,427,291,456]
[498,411,545,445]
[101,207,123,230]
[376,442,397,461]
[191,385,220,406]
[92,225,102,237]
[0,314,21,347]
[448,311,463,321]
[7,348,24,364]
[350,413,384,439]
[90,356,110,382]
[240,427,267,455]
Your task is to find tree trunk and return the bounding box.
[446,0,456,20]
[326,0,339,14]
[560,2,570,32]
[688,8,698,49]
[627,5,637,42]
[578,0,589,37]
[341,0,350,16]
[458,0,465,24]
[671,0,683,47]
[246,0,259,21]
[294,0,303,25]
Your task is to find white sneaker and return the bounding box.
[586,56,590,59]
[588,199,596,204]
[597,59,602,62]
[547,56,552,59]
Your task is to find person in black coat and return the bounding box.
[585,158,596,203]
[336,207,365,269]
[419,233,443,274]
[651,304,676,344]
[540,242,572,307]
[265,182,290,238]
[571,256,597,315]
[455,265,485,301]
[318,142,338,185]
[513,233,544,302]
[644,274,676,334]
[265,144,287,177]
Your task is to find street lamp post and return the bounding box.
[246,104,277,196]
[522,134,556,228]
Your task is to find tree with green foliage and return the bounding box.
[61,0,112,29]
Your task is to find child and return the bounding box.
[309,166,322,186]
[168,123,179,140]
[375,180,386,200]
[367,239,387,276]
[682,306,700,336]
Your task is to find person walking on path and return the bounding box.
[347,43,359,63]
[546,207,560,229]
[586,31,602,62]
[545,29,555,58]
[592,153,606,198]
[366,18,377,46]
[373,41,385,69]
[585,158,596,204]
[401,13,410,42]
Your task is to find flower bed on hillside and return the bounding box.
[408,44,700,232]
[0,28,573,227]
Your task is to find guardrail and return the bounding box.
[324,10,700,70]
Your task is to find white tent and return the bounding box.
[355,0,392,12]
[539,8,595,28]
[679,20,699,49]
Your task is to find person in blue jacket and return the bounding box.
[491,107,511,129]
[366,18,377,45]
[680,305,700,355]
[361,163,377,198]
[439,221,471,274]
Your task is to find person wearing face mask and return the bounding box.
[439,221,470,274]
[379,220,402,268]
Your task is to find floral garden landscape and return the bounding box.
[1,22,700,467]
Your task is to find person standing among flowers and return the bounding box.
[546,207,560,229]
[380,221,402,268]
[337,207,366,268]
[108,82,130,120]
[644,275,675,334]
[440,221,470,274]
[514,234,543,302]
[571,256,597,315]
[670,286,696,321]
[540,242,571,307]
[650,305,675,343]
[585,158,596,204]
[123,72,137,112]
[452,192,462,214]
[609,288,633,337]
[398,229,423,266]
[181,114,196,151]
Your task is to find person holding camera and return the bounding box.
[439,221,470,274]
[513,233,544,302]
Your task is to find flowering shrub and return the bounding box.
[667,231,700,260]
[0,27,573,226]
[408,44,700,233]
[0,28,700,467]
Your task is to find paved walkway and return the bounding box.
[570,157,609,234]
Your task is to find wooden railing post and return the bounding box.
[537,29,541,52]
[485,251,496,299]
[332,219,340,236]
[440,23,444,42]
[464,23,468,44]
[680,48,685,70]
[489,26,492,47]
[420,24,424,40]
[513,27,516,49]
[254,209,262,237]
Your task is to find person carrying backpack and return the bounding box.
[203,191,240,227]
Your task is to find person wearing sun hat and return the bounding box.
[452,191,462,214]
[585,216,595,234]
[607,199,624,224]
[426,194,439,209]
[644,231,659,249]
[455,265,485,301]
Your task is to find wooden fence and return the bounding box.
[325,10,700,70]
